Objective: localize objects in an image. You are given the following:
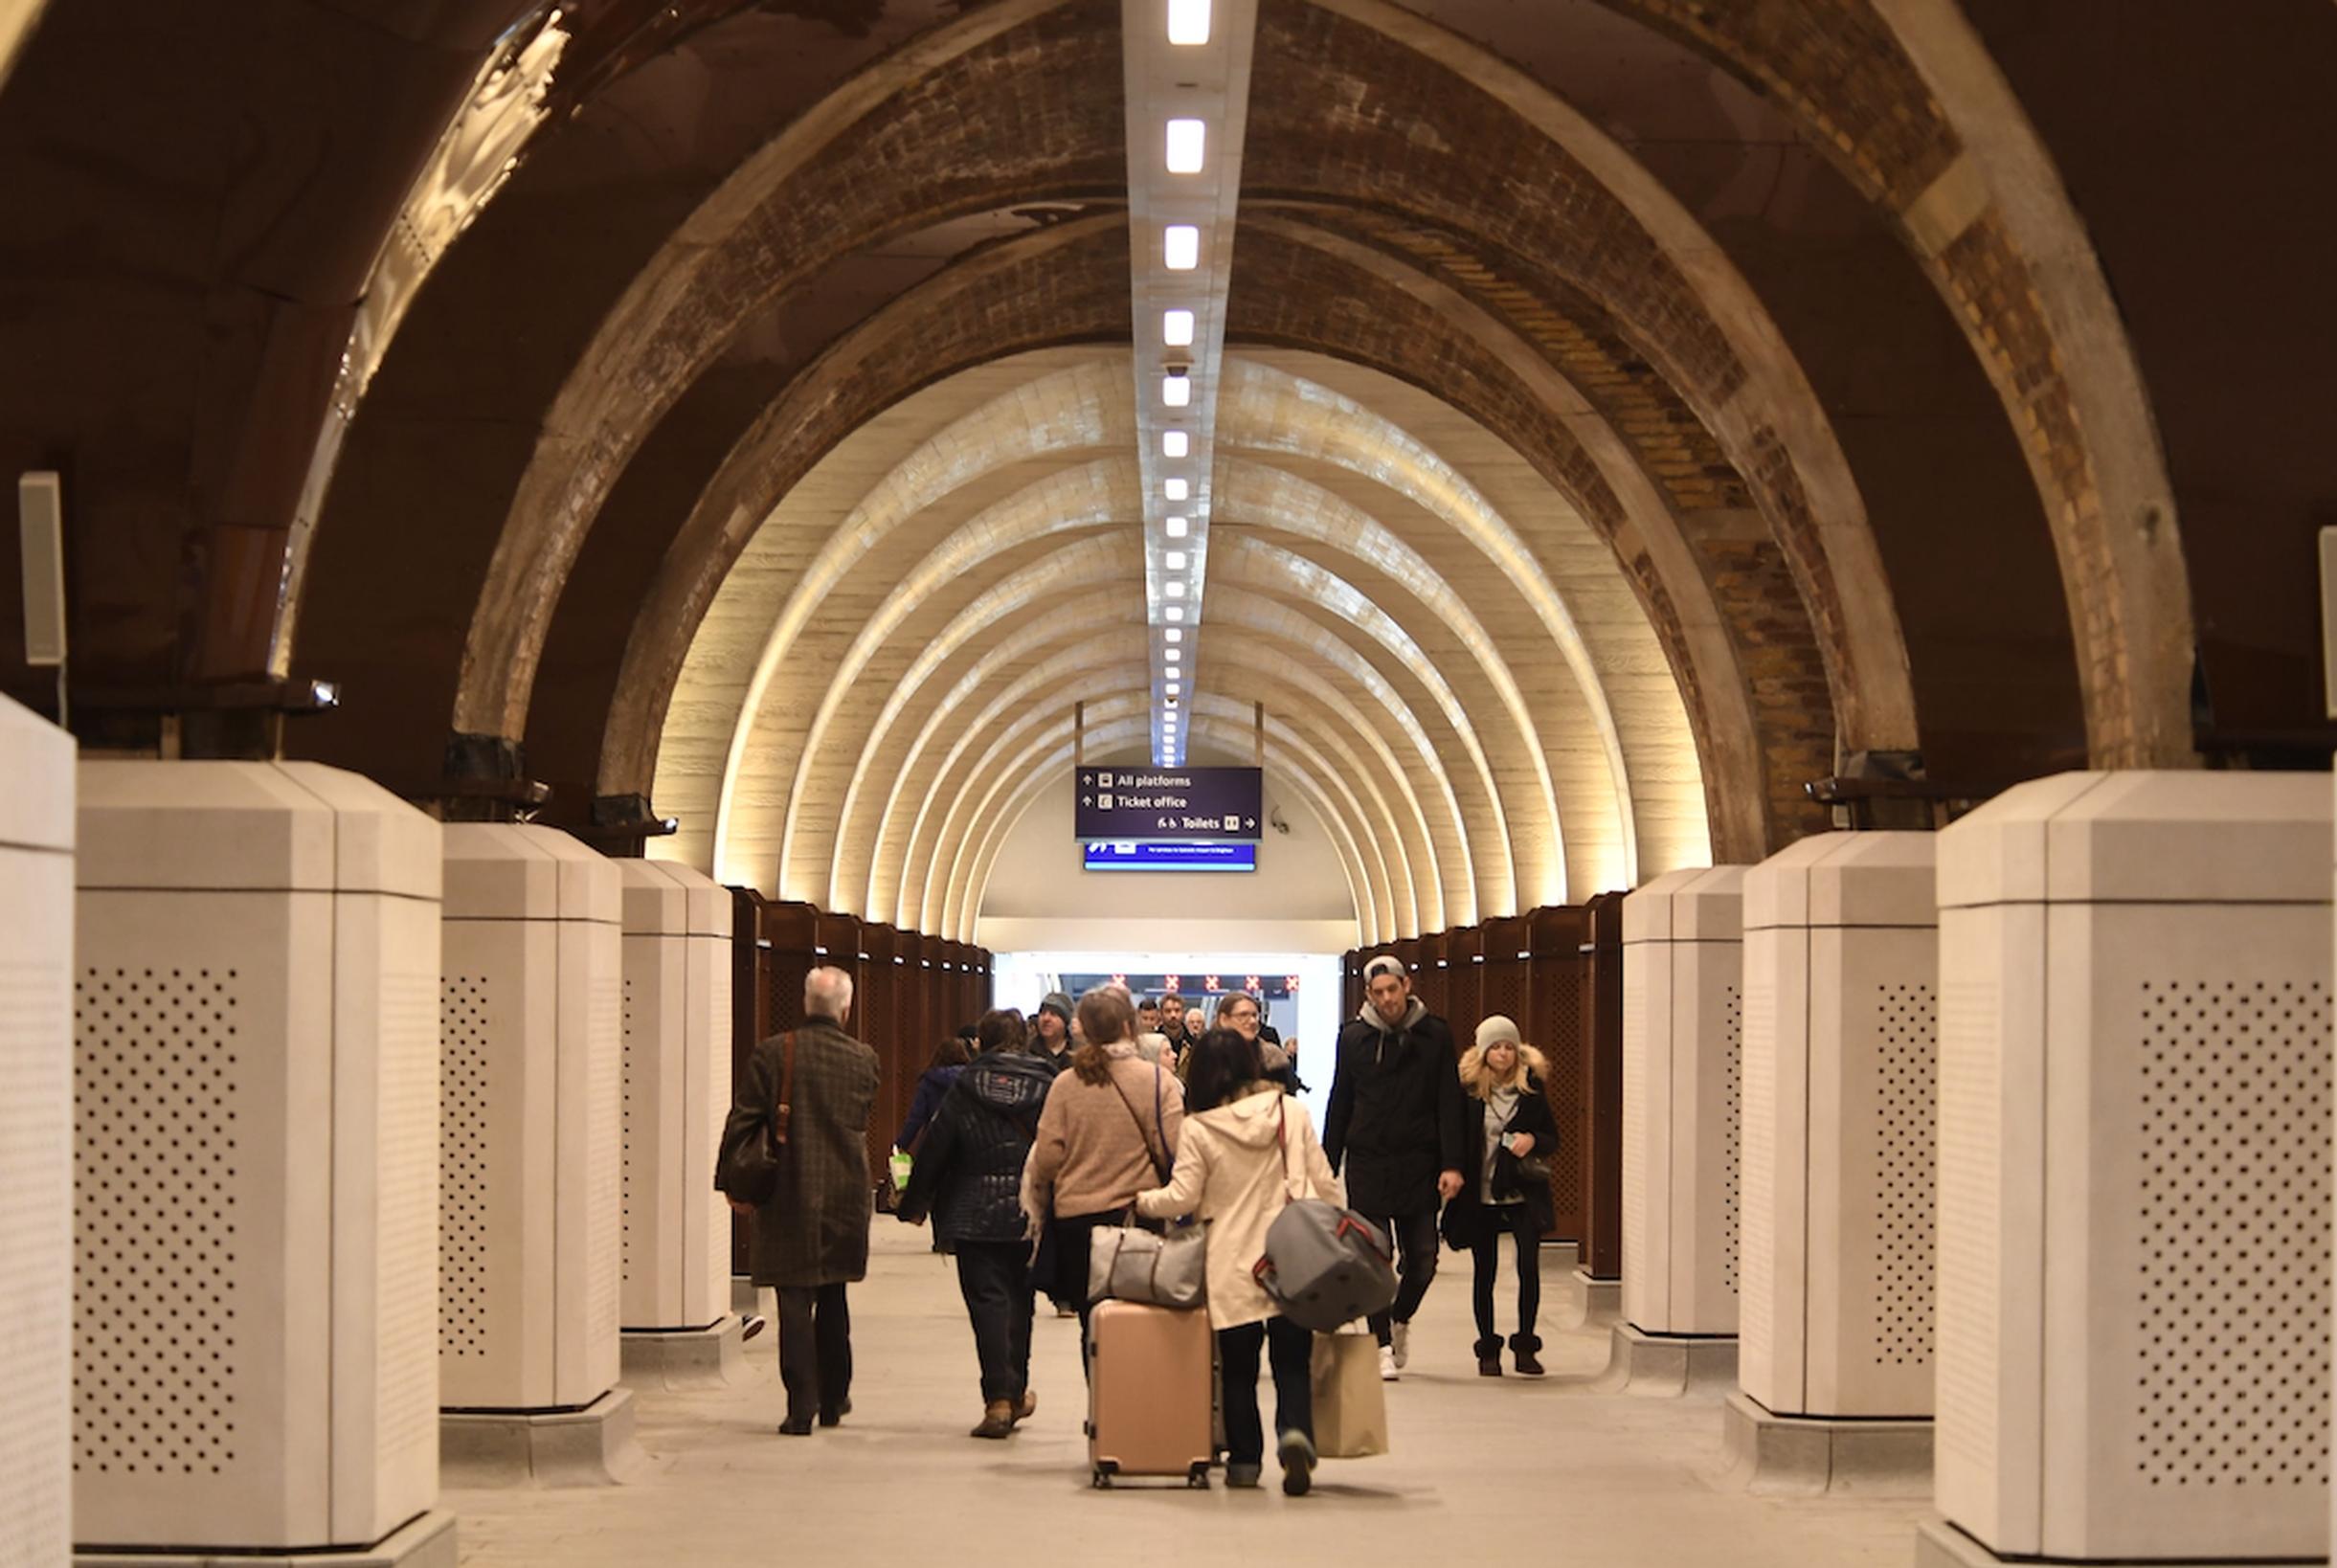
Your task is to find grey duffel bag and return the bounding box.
[1252,1200,1397,1332]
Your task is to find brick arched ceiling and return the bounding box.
[12,0,2286,947]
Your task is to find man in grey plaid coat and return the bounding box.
[725,964,881,1434]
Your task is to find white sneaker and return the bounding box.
[1379,1345,1400,1381]
[1391,1321,1410,1370]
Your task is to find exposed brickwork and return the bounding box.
[601,216,1133,797]
[1598,0,2148,762]
[461,0,1130,738]
[1232,224,1834,846]
[1607,0,1960,209]
[1245,2,1864,823]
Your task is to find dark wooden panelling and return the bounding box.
[1578,892,1628,1282]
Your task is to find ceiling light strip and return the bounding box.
[1122,0,1258,766]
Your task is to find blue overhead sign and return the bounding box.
[1084,840,1257,873]
[1074,766,1262,840]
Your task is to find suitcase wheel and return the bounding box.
[1186,1462,1211,1489]
[1091,1469,1112,1490]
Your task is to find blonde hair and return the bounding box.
[1458,1040,1546,1100]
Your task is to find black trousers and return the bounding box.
[1048,1210,1119,1376]
[1362,1208,1443,1345]
[1469,1201,1542,1350]
[1217,1315,1314,1467]
[955,1241,1035,1403]
[776,1282,852,1422]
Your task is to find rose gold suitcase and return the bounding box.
[1086,1300,1214,1489]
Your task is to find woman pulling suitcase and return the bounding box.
[1135,1028,1341,1494]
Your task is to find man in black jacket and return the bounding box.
[1323,954,1467,1381]
[897,1012,1058,1439]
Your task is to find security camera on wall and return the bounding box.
[1270,806,1290,837]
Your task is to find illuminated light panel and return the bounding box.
[1165,607,1185,622]
[1165,119,1206,174]
[1162,374,1191,408]
[1164,478,1189,501]
[1165,628,1183,643]
[1165,551,1187,570]
[1166,582,1186,598]
[1165,515,1188,537]
[1165,649,1181,662]
[1163,432,1188,459]
[1167,0,1211,46]
[1163,224,1200,270]
[1166,681,1181,694]
[1163,310,1194,347]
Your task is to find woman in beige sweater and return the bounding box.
[1020,988,1185,1364]
[1136,1028,1339,1495]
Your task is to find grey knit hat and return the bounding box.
[1037,992,1073,1025]
[1474,1015,1522,1051]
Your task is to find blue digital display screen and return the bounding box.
[1082,840,1257,873]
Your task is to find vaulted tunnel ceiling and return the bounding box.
[6,0,2325,948]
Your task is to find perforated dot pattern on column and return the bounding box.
[2136,979,2332,1487]
[1721,982,1742,1294]
[620,974,637,1290]
[440,976,490,1356]
[1874,981,1936,1365]
[71,966,242,1475]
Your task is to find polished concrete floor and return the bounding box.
[446,1228,1928,1566]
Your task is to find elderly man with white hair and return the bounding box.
[720,964,882,1434]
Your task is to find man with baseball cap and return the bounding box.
[1323,954,1467,1380]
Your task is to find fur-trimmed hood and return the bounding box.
[1457,1041,1547,1100]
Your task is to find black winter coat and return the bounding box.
[1441,1071,1560,1247]
[897,1049,1057,1248]
[1322,999,1468,1217]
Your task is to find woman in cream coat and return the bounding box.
[1136,1027,1338,1495]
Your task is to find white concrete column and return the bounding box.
[1919,773,2332,1567]
[616,861,741,1384]
[1613,866,1745,1393]
[1731,832,1937,1491]
[72,762,448,1560]
[0,698,72,1566]
[438,825,636,1484]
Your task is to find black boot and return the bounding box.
[1474,1334,1503,1378]
[1510,1333,1544,1378]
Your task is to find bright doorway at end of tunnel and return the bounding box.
[992,952,1344,1131]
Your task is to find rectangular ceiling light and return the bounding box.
[1167,0,1211,45]
[1166,606,1185,621]
[1166,581,1186,598]
[1165,648,1181,661]
[1164,477,1189,501]
[1165,550,1187,570]
[1162,374,1191,408]
[1162,432,1188,459]
[1167,681,1181,693]
[1164,224,1200,270]
[1163,309,1195,347]
[1165,119,1206,173]
[1165,515,1189,537]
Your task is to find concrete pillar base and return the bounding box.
[1540,1239,1581,1274]
[78,1511,457,1568]
[1599,1322,1738,1397]
[1913,1517,2258,1568]
[620,1315,761,1390]
[1565,1266,1621,1328]
[730,1275,763,1317]
[1720,1392,1931,1497]
[440,1388,650,1489]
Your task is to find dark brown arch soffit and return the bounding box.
[1248,0,1914,782]
[1565,0,2195,767]
[451,0,1120,744]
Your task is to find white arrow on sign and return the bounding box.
[1081,796,1092,806]
[1244,818,1256,828]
